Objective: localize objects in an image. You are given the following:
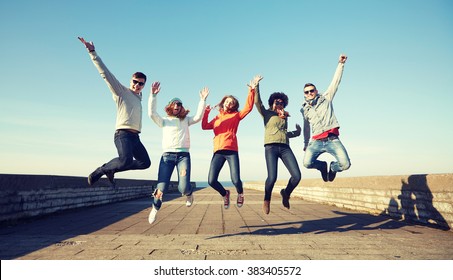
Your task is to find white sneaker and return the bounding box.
[148,207,158,224]
[186,194,193,207]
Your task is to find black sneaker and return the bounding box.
[105,171,116,189]
[87,168,103,186]
[280,189,290,209]
[328,162,337,182]
[319,161,328,182]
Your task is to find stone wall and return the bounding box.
[0,174,193,225]
[245,173,453,231]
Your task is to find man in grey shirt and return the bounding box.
[301,54,351,182]
[79,37,151,187]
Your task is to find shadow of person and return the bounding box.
[206,210,411,240]
[384,174,450,230]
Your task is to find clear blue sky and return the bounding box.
[1,0,452,182]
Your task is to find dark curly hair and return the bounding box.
[268,92,289,108]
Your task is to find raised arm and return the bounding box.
[78,36,125,96]
[253,80,266,118]
[148,82,164,127]
[238,75,262,119]
[324,54,347,101]
[189,87,209,125]
[201,105,215,130]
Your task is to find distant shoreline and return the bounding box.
[195,181,233,188]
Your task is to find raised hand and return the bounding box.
[200,87,209,101]
[295,124,301,133]
[151,81,161,95]
[248,75,263,89]
[78,37,95,52]
[339,54,348,64]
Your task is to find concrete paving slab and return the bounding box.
[1,187,452,260]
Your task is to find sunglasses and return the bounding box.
[174,102,183,107]
[275,101,284,106]
[304,89,316,94]
[132,80,145,86]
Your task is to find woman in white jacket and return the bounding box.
[147,82,209,224]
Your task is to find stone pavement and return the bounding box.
[1,187,452,260]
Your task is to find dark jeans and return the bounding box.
[208,150,243,196]
[264,143,301,201]
[101,130,151,174]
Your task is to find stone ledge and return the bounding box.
[0,174,194,225]
[245,173,453,231]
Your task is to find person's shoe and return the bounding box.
[105,171,115,183]
[262,200,270,215]
[223,190,230,209]
[148,207,158,224]
[280,189,290,209]
[105,171,117,189]
[319,161,328,182]
[328,161,337,182]
[186,194,194,207]
[87,168,103,186]
[237,193,244,208]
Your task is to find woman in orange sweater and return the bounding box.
[202,75,262,209]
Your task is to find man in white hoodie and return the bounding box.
[147,82,209,224]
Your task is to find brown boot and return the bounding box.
[262,200,270,215]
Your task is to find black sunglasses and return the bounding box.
[275,101,284,106]
[304,89,315,94]
[174,102,183,106]
[132,80,145,86]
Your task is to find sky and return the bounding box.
[0,0,452,183]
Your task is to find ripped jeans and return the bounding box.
[152,152,191,210]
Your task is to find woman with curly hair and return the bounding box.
[202,75,262,209]
[255,85,302,214]
[147,82,209,224]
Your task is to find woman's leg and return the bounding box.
[207,152,227,196]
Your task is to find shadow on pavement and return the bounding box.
[207,209,445,240]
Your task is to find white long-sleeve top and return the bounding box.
[148,94,205,152]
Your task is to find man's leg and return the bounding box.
[88,130,133,186]
[303,141,328,182]
[326,139,351,181]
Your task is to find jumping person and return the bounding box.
[202,75,262,209]
[301,54,351,182]
[255,84,302,214]
[78,37,151,188]
[147,83,209,224]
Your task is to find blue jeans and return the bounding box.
[303,137,351,172]
[264,144,301,201]
[208,150,243,196]
[153,152,191,210]
[101,130,151,174]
